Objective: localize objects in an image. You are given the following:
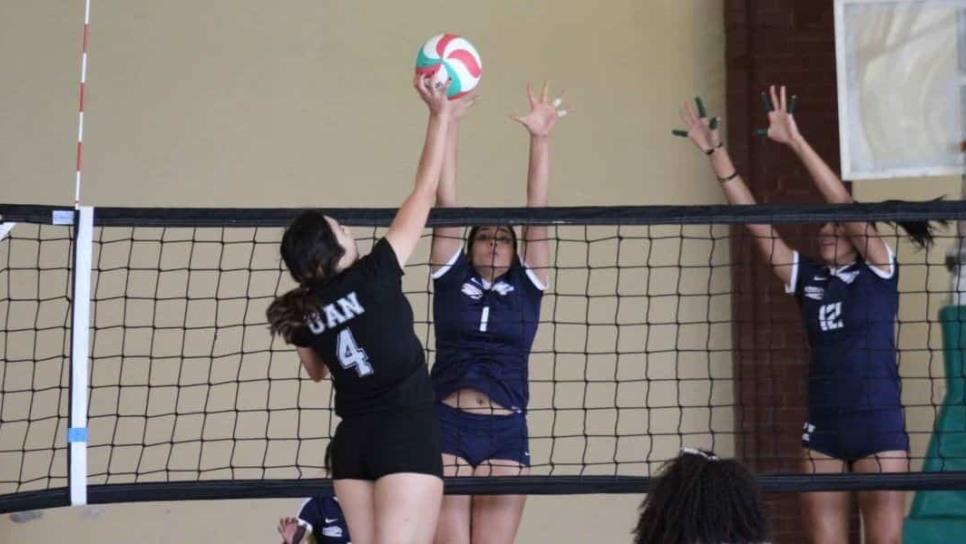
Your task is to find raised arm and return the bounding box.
[430,92,478,272]
[677,98,796,286]
[385,75,456,267]
[512,81,563,286]
[764,85,891,271]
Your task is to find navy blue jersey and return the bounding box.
[291,238,434,417]
[297,496,350,543]
[786,249,901,417]
[430,247,545,412]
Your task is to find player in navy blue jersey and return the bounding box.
[430,81,564,544]
[278,495,350,544]
[675,85,941,544]
[267,75,472,544]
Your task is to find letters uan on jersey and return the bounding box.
[306,292,365,334]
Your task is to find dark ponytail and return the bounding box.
[878,199,948,250]
[266,211,345,342]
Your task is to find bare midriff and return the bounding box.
[440,387,514,415]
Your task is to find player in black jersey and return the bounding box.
[267,74,472,544]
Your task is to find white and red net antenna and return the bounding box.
[73,0,92,209]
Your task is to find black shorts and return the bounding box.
[330,407,443,481]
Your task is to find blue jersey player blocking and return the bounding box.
[278,495,350,544]
[675,85,942,544]
[430,81,566,544]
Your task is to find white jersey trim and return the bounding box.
[431,244,464,280]
[522,260,548,291]
[784,251,800,294]
[865,244,895,280]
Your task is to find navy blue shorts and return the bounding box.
[802,409,909,462]
[435,402,530,468]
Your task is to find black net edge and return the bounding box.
[5,202,966,227]
[0,488,68,514]
[4,473,966,514]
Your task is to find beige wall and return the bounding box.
[33,0,966,542]
[1,0,961,542]
[1,1,729,542]
[2,0,726,209]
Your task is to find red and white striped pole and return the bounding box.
[68,0,94,509]
[73,0,92,208]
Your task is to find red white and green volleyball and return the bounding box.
[415,33,482,99]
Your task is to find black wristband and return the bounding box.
[704,142,724,155]
[718,171,739,183]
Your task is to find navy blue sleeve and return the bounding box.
[787,252,821,298]
[296,497,324,534]
[512,257,547,295]
[316,497,351,543]
[432,247,469,290]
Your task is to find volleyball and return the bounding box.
[415,33,482,99]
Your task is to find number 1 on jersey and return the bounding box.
[336,328,374,377]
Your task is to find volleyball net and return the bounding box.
[2,201,966,513]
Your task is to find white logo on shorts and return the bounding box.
[322,526,344,538]
[802,422,816,442]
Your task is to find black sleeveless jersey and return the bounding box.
[291,238,434,417]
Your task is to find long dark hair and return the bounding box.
[632,449,768,544]
[266,211,345,342]
[877,198,948,250]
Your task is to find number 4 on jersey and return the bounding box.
[336,329,374,377]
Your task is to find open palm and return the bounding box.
[765,85,801,145]
[512,81,562,137]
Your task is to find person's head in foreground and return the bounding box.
[632,448,768,544]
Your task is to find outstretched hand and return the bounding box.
[763,85,801,145]
[413,74,453,117]
[277,517,306,544]
[511,81,567,137]
[449,90,480,121]
[674,97,720,153]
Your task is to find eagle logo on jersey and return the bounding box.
[461,278,515,300]
[833,269,859,284]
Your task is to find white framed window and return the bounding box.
[835,0,965,180]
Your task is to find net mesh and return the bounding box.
[1,203,965,510]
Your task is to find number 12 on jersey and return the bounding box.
[336,328,374,377]
[818,302,844,332]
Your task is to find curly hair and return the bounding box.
[632,449,768,544]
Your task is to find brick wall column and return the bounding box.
[724,1,858,542]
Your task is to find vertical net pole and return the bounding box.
[68,206,94,506]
